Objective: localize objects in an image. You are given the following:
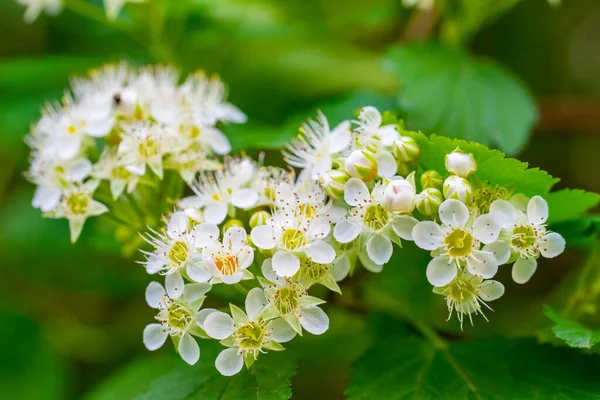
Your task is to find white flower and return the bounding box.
[333,178,418,269]
[445,148,477,178]
[143,281,211,365]
[27,155,91,212]
[250,166,295,207]
[485,196,566,284]
[203,288,295,376]
[183,158,259,224]
[16,0,62,23]
[163,141,221,183]
[103,0,145,20]
[412,199,502,286]
[380,173,416,213]
[260,259,330,335]
[433,272,504,329]
[47,180,108,242]
[251,205,336,278]
[91,149,139,200]
[118,122,173,179]
[354,106,400,147]
[141,211,219,291]
[200,227,254,285]
[282,111,351,181]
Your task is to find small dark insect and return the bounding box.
[113,93,122,105]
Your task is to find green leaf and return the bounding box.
[347,316,600,399]
[545,189,600,224]
[545,306,600,349]
[411,132,559,197]
[384,43,538,155]
[87,341,296,400]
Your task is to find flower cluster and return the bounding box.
[25,63,245,242]
[15,0,144,22]
[138,105,565,375]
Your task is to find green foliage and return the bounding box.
[88,342,296,400]
[546,189,600,224]
[384,44,537,155]
[410,132,558,196]
[347,316,600,400]
[545,306,600,349]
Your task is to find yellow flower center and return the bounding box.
[363,204,389,232]
[444,229,474,258]
[215,254,239,276]
[281,228,307,251]
[166,301,193,332]
[511,225,537,250]
[234,321,267,351]
[168,241,189,266]
[272,282,303,315]
[66,192,89,215]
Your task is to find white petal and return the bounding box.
[203,203,228,225]
[467,251,498,279]
[183,282,211,303]
[333,218,362,243]
[527,195,548,225]
[165,272,185,299]
[269,318,297,343]
[479,280,505,301]
[221,274,243,285]
[237,246,254,269]
[68,158,92,181]
[32,185,61,212]
[358,106,382,127]
[329,121,351,153]
[261,259,279,283]
[344,178,370,207]
[376,151,397,178]
[391,215,419,241]
[299,306,329,335]
[438,199,469,227]
[473,214,501,245]
[194,308,218,329]
[426,256,457,287]
[332,255,350,281]
[245,287,268,320]
[366,234,393,266]
[224,227,247,252]
[482,240,511,265]
[192,223,220,248]
[306,241,336,264]
[251,224,276,250]
[204,311,235,339]
[231,188,259,209]
[412,221,444,251]
[143,324,168,351]
[215,348,243,376]
[186,264,212,283]
[204,127,232,155]
[145,281,166,308]
[512,257,537,284]
[167,211,189,238]
[379,125,401,146]
[145,254,164,274]
[358,249,383,273]
[539,232,566,258]
[489,200,517,228]
[272,251,300,277]
[178,333,200,365]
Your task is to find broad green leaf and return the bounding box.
[89,341,296,400]
[411,132,559,197]
[545,189,600,224]
[545,306,600,349]
[347,316,600,399]
[384,44,537,155]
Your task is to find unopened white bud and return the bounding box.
[250,210,271,229]
[321,170,350,200]
[393,136,420,163]
[345,150,378,181]
[381,178,416,213]
[445,148,477,177]
[443,175,472,203]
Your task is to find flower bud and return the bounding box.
[393,136,420,163]
[445,148,477,177]
[345,150,378,181]
[381,178,416,213]
[420,170,443,190]
[416,188,443,217]
[321,170,350,200]
[443,175,472,203]
[221,219,244,235]
[249,210,271,229]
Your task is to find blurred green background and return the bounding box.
[1,0,600,399]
